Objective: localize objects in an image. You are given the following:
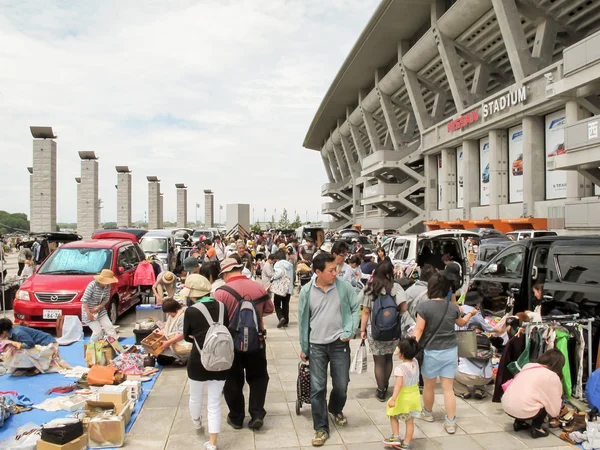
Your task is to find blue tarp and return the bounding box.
[0,337,160,442]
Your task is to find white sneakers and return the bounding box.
[192,417,203,432]
[203,442,217,450]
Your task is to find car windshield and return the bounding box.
[140,238,168,253]
[358,236,373,245]
[193,231,213,239]
[39,248,113,274]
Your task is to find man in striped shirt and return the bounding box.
[82,269,119,342]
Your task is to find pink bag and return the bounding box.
[502,365,542,392]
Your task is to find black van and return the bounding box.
[469,236,600,317]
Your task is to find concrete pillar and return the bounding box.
[77,152,99,239]
[75,178,81,232]
[159,194,164,229]
[522,116,545,216]
[566,100,594,199]
[439,148,457,210]
[176,184,188,228]
[328,153,341,182]
[147,176,160,229]
[27,167,33,223]
[321,154,335,183]
[424,154,438,216]
[488,130,509,208]
[461,140,480,219]
[116,166,132,228]
[30,127,57,232]
[204,190,214,228]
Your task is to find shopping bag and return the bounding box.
[456,330,478,358]
[270,275,291,296]
[350,339,368,374]
[87,365,119,386]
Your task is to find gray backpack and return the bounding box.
[192,302,234,371]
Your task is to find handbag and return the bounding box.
[270,274,291,296]
[350,339,368,374]
[87,365,125,386]
[456,330,478,358]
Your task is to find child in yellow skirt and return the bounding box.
[384,338,422,449]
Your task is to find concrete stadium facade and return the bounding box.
[304,0,600,234]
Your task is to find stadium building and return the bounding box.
[303,0,600,234]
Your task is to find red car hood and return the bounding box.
[21,273,95,295]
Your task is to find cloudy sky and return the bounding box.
[0,0,379,225]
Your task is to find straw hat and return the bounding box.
[95,269,118,285]
[180,274,212,299]
[162,271,175,284]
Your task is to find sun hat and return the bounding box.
[162,271,175,284]
[183,256,199,272]
[320,242,332,253]
[180,274,211,298]
[219,258,244,275]
[464,290,484,306]
[95,269,118,285]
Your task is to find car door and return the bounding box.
[114,246,132,312]
[470,244,527,316]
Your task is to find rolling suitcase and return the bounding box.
[296,361,311,415]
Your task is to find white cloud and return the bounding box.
[0,0,379,225]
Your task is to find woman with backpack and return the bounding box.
[183,274,231,450]
[359,260,408,401]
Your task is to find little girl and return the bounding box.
[384,337,422,449]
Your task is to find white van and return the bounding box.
[139,230,176,271]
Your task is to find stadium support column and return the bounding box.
[488,130,509,215]
[424,154,438,216]
[204,190,214,228]
[321,153,335,183]
[522,117,545,216]
[159,194,164,229]
[27,167,33,224]
[565,100,594,199]
[461,140,480,219]
[116,166,132,228]
[439,149,456,211]
[176,184,188,228]
[77,151,99,239]
[30,127,57,233]
[147,176,160,229]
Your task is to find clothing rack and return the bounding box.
[524,314,595,379]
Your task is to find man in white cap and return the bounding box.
[214,258,274,431]
[81,269,119,342]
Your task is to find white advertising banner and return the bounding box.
[456,147,464,209]
[545,110,567,199]
[437,154,442,210]
[480,138,490,206]
[508,125,524,203]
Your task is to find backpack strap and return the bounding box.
[216,285,244,303]
[217,301,224,325]
[193,302,216,324]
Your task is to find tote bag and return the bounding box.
[456,329,478,358]
[270,275,291,296]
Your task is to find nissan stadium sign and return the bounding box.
[483,86,527,118]
[447,110,479,132]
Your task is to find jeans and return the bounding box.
[189,379,226,433]
[87,314,117,342]
[309,340,351,433]
[274,294,291,324]
[224,347,269,425]
[17,262,24,276]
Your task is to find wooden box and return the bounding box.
[140,331,166,357]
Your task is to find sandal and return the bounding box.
[513,420,530,432]
[531,427,549,439]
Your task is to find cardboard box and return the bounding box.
[37,434,87,450]
[140,331,166,357]
[120,380,142,401]
[84,400,132,427]
[87,415,124,448]
[98,385,128,405]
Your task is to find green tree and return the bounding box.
[0,211,30,234]
[291,214,302,229]
[102,222,118,229]
[268,215,276,229]
[278,208,290,229]
[250,221,262,232]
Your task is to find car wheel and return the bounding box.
[109,300,119,324]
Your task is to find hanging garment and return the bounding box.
[537,328,546,358]
[555,329,572,397]
[530,327,542,361]
[493,333,526,402]
[568,329,579,393]
[134,261,156,286]
[543,327,556,350]
[575,327,585,399]
[56,316,83,346]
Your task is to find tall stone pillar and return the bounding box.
[176,184,188,228]
[461,140,480,219]
[424,154,438,216]
[75,178,81,232]
[439,148,457,210]
[204,190,214,228]
[77,151,99,239]
[116,166,132,228]
[488,129,509,211]
[159,194,164,229]
[30,127,57,232]
[147,177,160,229]
[27,167,33,223]
[565,100,594,199]
[522,116,545,216]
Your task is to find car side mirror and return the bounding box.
[484,263,498,275]
[117,266,125,275]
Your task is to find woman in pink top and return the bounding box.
[502,349,565,439]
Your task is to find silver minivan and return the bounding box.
[139,229,176,271]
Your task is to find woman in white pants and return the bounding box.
[81,270,118,342]
[182,274,230,450]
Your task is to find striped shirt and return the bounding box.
[81,280,110,323]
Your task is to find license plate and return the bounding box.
[43,309,62,320]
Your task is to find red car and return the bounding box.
[14,232,145,328]
[548,142,566,157]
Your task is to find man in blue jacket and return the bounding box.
[298,252,360,447]
[0,318,56,349]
